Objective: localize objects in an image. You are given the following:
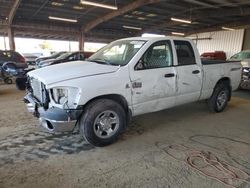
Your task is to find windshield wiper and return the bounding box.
[87,59,119,66]
[88,59,110,65]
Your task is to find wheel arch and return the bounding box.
[81,94,132,121]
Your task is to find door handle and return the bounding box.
[192,70,200,74]
[132,82,142,88]
[164,73,175,78]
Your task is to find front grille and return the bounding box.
[242,68,250,79]
[29,77,49,109]
[30,78,43,101]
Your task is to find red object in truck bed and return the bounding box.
[201,51,227,60]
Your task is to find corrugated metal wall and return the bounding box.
[189,29,245,59]
[242,29,250,50]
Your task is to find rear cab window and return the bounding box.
[174,40,196,66]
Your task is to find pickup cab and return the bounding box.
[24,37,242,147]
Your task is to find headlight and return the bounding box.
[50,87,80,108]
[51,88,68,104]
[243,68,249,73]
[241,61,250,67]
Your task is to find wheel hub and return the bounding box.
[94,110,120,139]
[217,90,228,109]
[99,118,112,131]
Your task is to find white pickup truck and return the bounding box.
[24,37,242,146]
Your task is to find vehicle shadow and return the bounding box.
[0,130,94,167]
[233,89,250,100]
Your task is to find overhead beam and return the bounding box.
[142,6,250,34]
[182,0,216,8]
[31,0,49,17]
[11,24,80,39]
[204,0,250,7]
[186,20,250,36]
[8,0,21,25]
[0,22,128,43]
[83,0,161,33]
[191,6,250,20]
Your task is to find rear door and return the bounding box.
[174,40,202,105]
[130,40,177,116]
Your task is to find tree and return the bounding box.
[39,40,52,50]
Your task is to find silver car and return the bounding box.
[229,50,250,89]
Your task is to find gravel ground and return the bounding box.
[0,84,249,188]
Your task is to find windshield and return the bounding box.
[230,51,250,61]
[0,51,22,61]
[51,52,65,58]
[56,52,72,60]
[88,40,146,66]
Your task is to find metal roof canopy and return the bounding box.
[0,0,250,43]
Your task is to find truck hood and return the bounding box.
[39,58,56,65]
[28,61,120,85]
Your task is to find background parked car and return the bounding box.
[35,51,66,65]
[0,50,28,84]
[229,50,250,66]
[229,50,250,90]
[37,51,94,68]
[22,53,40,65]
[201,51,227,60]
[0,50,27,68]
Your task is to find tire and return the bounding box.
[208,82,230,113]
[79,99,127,147]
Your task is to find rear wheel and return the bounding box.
[208,82,230,112]
[79,99,126,147]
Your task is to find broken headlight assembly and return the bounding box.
[242,67,250,79]
[50,87,80,108]
[51,88,68,104]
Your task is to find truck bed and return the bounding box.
[201,59,240,65]
[199,60,242,100]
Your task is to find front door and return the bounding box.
[130,40,177,116]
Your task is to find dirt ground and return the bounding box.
[0,84,249,188]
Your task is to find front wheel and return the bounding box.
[208,82,230,112]
[79,99,126,147]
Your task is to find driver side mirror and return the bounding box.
[135,59,144,70]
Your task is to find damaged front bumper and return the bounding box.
[240,67,250,90]
[24,93,83,132]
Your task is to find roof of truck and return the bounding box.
[117,36,193,42]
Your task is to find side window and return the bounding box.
[68,54,77,61]
[136,41,172,70]
[174,40,196,66]
[79,53,85,60]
